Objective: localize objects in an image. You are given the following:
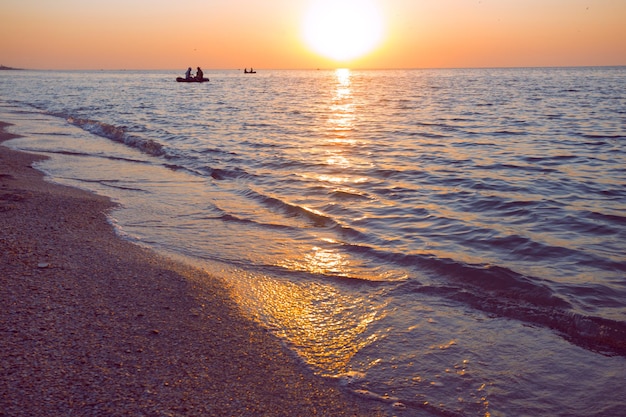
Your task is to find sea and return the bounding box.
[1,67,625,417]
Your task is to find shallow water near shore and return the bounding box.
[2,67,625,416]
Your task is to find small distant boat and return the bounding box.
[244,68,256,74]
[176,77,209,83]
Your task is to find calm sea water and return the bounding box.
[2,67,625,416]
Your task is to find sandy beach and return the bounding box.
[0,121,384,416]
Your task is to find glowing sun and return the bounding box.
[302,0,384,62]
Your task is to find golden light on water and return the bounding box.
[239,65,387,365]
[230,271,383,374]
[278,243,352,279]
[225,67,394,373]
[335,68,351,87]
[307,246,347,276]
[329,68,354,133]
[322,69,358,179]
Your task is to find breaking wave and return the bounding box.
[65,115,165,157]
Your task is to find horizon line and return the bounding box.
[4,64,626,72]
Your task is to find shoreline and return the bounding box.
[0,121,384,416]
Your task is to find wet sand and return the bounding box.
[0,121,384,416]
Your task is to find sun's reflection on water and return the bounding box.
[335,68,351,86]
[230,270,385,375]
[227,68,392,374]
[317,69,362,186]
[327,68,355,140]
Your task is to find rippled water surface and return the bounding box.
[2,67,625,416]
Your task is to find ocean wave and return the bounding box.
[239,187,338,228]
[390,257,626,356]
[218,212,296,231]
[45,149,150,165]
[205,166,253,181]
[581,133,626,140]
[63,115,165,157]
[328,188,371,200]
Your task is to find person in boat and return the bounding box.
[195,66,204,81]
[185,67,192,79]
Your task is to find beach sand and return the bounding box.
[0,121,385,416]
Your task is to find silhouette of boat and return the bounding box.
[176,77,209,83]
[244,69,256,74]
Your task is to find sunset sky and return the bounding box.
[2,0,625,70]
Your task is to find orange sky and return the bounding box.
[1,0,625,70]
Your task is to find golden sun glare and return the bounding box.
[302,0,384,63]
